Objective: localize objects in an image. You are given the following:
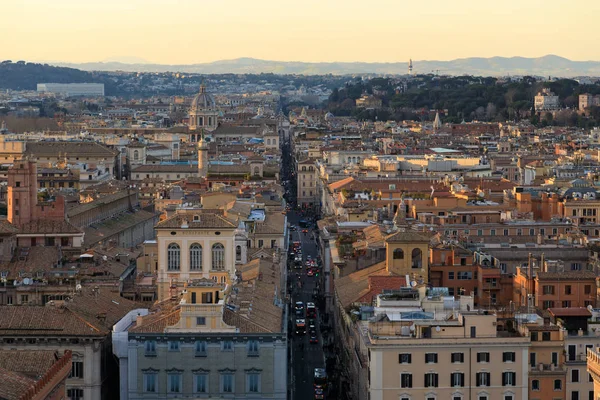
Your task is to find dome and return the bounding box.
[190,84,215,112]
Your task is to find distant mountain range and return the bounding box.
[50,55,600,77]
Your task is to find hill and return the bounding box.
[52,55,600,77]
[0,61,106,91]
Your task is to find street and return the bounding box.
[287,210,326,400]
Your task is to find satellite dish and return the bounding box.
[76,284,82,292]
[435,326,441,332]
[409,325,415,331]
[23,278,31,285]
[588,305,594,312]
[410,281,417,287]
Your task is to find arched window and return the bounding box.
[347,157,352,163]
[167,243,180,270]
[266,139,271,145]
[254,166,260,176]
[236,245,242,262]
[212,243,225,270]
[190,243,202,270]
[133,150,139,161]
[411,248,422,269]
[393,248,404,260]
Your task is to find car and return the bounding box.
[302,229,308,233]
[314,388,324,399]
[295,301,304,312]
[309,324,316,334]
[307,269,315,276]
[309,334,319,344]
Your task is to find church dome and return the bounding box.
[190,84,215,112]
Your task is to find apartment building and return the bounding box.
[113,260,287,400]
[364,292,529,400]
[297,158,318,209]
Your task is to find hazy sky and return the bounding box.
[2,0,599,64]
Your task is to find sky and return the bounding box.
[2,0,599,64]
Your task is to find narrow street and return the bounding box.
[281,138,329,400]
[288,212,325,400]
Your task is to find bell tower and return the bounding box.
[198,133,208,179]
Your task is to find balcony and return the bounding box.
[529,363,567,374]
[565,354,587,365]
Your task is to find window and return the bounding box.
[457,271,472,280]
[477,352,490,363]
[542,285,555,295]
[400,373,412,388]
[554,379,562,390]
[503,352,515,362]
[393,248,404,259]
[212,243,225,270]
[167,243,180,270]
[248,340,259,356]
[69,361,84,378]
[411,248,423,268]
[490,229,496,236]
[222,340,233,351]
[168,341,180,351]
[194,372,208,393]
[167,372,182,393]
[585,285,592,295]
[247,372,260,393]
[451,372,465,387]
[143,371,157,393]
[399,353,411,364]
[236,245,242,261]
[572,368,580,383]
[530,352,537,367]
[425,353,438,363]
[424,372,438,387]
[190,243,202,270]
[221,372,234,393]
[67,389,84,400]
[543,300,554,309]
[195,341,207,357]
[144,340,156,356]
[451,352,464,363]
[448,271,455,280]
[552,351,558,366]
[476,372,491,386]
[196,316,206,326]
[571,391,579,400]
[565,285,572,295]
[502,371,516,386]
[258,239,264,248]
[504,396,513,400]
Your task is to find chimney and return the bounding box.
[136,313,143,327]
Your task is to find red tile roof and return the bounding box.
[357,276,407,304]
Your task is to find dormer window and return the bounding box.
[193,215,200,221]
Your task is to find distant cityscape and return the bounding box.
[3,55,600,400]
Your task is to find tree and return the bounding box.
[485,103,497,120]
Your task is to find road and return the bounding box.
[288,211,326,400]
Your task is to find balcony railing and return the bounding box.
[566,354,587,364]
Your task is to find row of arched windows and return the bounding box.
[393,248,423,269]
[167,243,225,271]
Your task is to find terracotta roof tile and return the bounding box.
[156,212,235,229]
